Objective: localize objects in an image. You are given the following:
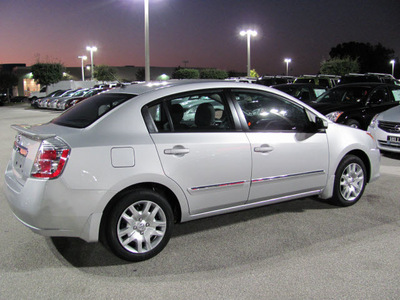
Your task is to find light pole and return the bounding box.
[78,55,87,81]
[86,46,97,81]
[144,0,150,82]
[284,58,292,76]
[390,59,395,76]
[240,29,257,77]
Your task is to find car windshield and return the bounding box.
[52,93,134,128]
[316,86,371,104]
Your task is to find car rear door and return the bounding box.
[145,90,252,215]
[231,89,329,203]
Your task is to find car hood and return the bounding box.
[378,105,400,122]
[309,102,362,114]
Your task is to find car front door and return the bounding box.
[145,90,252,215]
[231,89,329,203]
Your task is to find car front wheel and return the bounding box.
[106,189,174,261]
[331,155,367,207]
[345,119,361,129]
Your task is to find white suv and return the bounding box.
[5,80,380,261]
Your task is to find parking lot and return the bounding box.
[1,103,400,299]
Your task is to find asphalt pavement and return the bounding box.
[1,103,399,299]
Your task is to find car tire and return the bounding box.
[330,155,366,207]
[345,119,361,129]
[106,189,174,261]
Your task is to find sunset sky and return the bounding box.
[1,0,400,76]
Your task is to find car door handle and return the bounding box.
[254,144,274,153]
[164,147,190,156]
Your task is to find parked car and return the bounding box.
[310,83,400,130]
[294,74,340,89]
[37,89,73,108]
[256,75,295,86]
[57,88,106,110]
[31,90,65,108]
[272,83,327,102]
[339,73,399,85]
[5,80,380,262]
[45,88,89,110]
[225,77,257,83]
[368,105,400,153]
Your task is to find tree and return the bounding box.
[0,72,19,102]
[31,63,64,87]
[329,42,395,73]
[136,68,145,81]
[172,68,200,79]
[320,57,360,76]
[94,65,117,82]
[200,68,228,79]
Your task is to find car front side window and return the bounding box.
[233,90,311,132]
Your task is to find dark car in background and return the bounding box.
[310,83,400,130]
[294,74,340,89]
[272,83,327,103]
[338,73,399,85]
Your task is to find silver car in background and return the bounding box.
[4,80,380,261]
[368,105,400,153]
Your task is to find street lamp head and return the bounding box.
[78,55,87,60]
[284,58,292,63]
[390,59,395,65]
[86,46,97,52]
[240,29,257,37]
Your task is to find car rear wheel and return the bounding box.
[330,155,366,206]
[106,189,174,261]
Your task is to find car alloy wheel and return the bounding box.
[106,189,174,261]
[331,155,366,206]
[339,162,364,201]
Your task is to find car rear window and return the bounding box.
[52,93,134,128]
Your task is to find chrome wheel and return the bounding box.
[339,163,364,201]
[106,189,173,261]
[117,200,167,254]
[331,155,367,207]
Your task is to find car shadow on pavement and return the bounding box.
[381,151,400,160]
[48,197,337,270]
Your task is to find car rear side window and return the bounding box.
[52,93,134,128]
[145,91,235,132]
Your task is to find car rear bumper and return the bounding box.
[4,160,103,242]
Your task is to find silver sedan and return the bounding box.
[4,80,380,261]
[368,105,400,153]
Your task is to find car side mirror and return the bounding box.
[303,116,327,133]
[315,117,328,130]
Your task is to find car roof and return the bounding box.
[331,82,388,89]
[272,83,326,88]
[107,80,273,96]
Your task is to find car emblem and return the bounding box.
[395,125,400,132]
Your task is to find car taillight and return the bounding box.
[31,138,70,179]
